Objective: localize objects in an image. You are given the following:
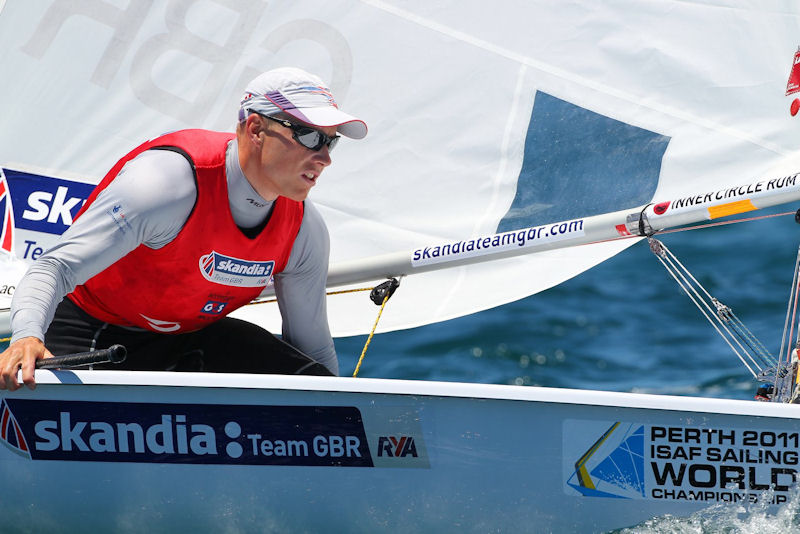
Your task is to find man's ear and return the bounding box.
[245,114,264,145]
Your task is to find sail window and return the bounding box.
[498,91,669,232]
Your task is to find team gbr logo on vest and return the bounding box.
[199,251,275,287]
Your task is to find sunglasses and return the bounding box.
[260,114,340,152]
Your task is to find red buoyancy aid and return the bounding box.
[68,129,304,333]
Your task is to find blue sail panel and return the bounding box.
[498,92,669,232]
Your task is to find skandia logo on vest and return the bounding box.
[199,251,274,287]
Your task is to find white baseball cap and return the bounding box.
[239,67,367,139]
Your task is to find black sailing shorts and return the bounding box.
[44,298,334,376]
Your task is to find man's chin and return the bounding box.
[285,190,310,202]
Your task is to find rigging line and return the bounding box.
[778,268,800,401]
[246,286,374,306]
[728,313,777,365]
[352,288,394,378]
[655,253,758,377]
[660,240,714,303]
[778,248,800,366]
[775,249,800,382]
[664,261,758,377]
[651,240,761,376]
[789,271,800,360]
[724,311,777,367]
[577,210,795,251]
[660,240,775,367]
[662,252,763,374]
[659,242,770,373]
[653,211,796,235]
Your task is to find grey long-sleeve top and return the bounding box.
[9,139,338,374]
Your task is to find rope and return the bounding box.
[775,246,800,401]
[241,280,398,378]
[649,237,777,379]
[246,286,374,307]
[654,249,758,377]
[579,210,795,252]
[352,290,393,378]
[654,210,795,236]
[351,278,400,377]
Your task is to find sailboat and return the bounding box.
[1,1,800,531]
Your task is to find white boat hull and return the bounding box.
[1,371,798,532]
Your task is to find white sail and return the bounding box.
[0,2,799,337]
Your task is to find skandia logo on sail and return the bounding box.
[0,399,377,467]
[1,168,94,236]
[199,251,274,287]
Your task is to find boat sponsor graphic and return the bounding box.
[0,400,430,468]
[614,224,631,236]
[0,167,95,262]
[565,422,645,499]
[198,251,274,287]
[653,201,670,215]
[2,168,94,236]
[411,219,585,267]
[0,169,16,254]
[200,300,228,315]
[376,436,419,458]
[650,174,800,220]
[786,47,800,116]
[199,293,235,317]
[786,47,800,96]
[564,420,797,505]
[1,400,372,466]
[361,406,429,469]
[0,399,30,458]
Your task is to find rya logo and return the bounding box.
[377,436,418,458]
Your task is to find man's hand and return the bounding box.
[0,337,53,391]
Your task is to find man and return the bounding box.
[0,67,367,390]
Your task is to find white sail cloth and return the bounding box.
[0,1,799,336]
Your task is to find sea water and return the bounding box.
[612,486,800,533]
